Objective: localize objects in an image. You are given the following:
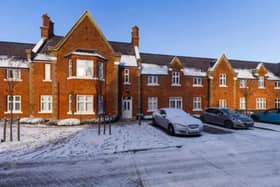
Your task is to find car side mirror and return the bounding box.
[162,114,166,118]
[218,112,224,116]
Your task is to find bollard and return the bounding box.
[2,119,7,142]
[109,116,112,135]
[98,115,101,135]
[103,115,106,135]
[17,119,20,141]
[10,118,13,142]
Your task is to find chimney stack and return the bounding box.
[40,14,54,39]
[131,26,139,47]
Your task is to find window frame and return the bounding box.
[256,98,266,110]
[275,98,280,109]
[98,62,104,80]
[193,97,202,111]
[147,75,159,86]
[219,99,227,108]
[44,64,51,81]
[40,95,53,113]
[258,76,265,88]
[7,95,22,113]
[6,69,21,81]
[240,97,246,110]
[193,77,202,87]
[171,72,180,86]
[275,81,280,89]
[76,59,94,78]
[124,69,130,84]
[169,97,183,109]
[147,97,158,112]
[98,95,104,114]
[76,95,94,114]
[240,79,247,88]
[219,73,227,87]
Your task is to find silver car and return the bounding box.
[152,108,204,136]
[200,108,254,129]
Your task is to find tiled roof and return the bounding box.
[37,35,64,54]
[108,41,135,55]
[140,52,280,75]
[0,41,34,59]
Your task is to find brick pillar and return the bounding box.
[52,60,58,119]
[233,77,237,109]
[208,76,213,107]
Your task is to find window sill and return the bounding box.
[240,87,248,89]
[192,109,202,112]
[123,82,131,85]
[67,112,73,115]
[147,84,159,86]
[4,79,22,82]
[172,84,181,87]
[38,111,52,114]
[42,80,52,82]
[192,85,203,87]
[4,111,23,114]
[219,85,228,88]
[74,112,95,115]
[258,87,266,89]
[274,87,280,89]
[67,76,98,80]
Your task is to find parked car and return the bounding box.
[152,108,203,136]
[200,107,254,129]
[251,108,280,123]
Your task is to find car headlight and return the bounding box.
[174,123,185,128]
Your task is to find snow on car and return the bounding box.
[152,108,203,136]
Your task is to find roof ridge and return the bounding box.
[108,40,131,44]
[0,41,35,45]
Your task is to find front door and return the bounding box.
[122,96,132,119]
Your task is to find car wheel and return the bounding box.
[251,115,259,122]
[168,124,175,136]
[224,120,233,129]
[152,118,157,126]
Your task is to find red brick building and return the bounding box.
[1,11,280,120]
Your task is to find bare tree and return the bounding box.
[0,56,25,141]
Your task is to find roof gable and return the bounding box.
[255,63,268,76]
[210,54,235,73]
[53,11,115,54]
[169,56,183,69]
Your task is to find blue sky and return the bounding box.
[0,0,280,62]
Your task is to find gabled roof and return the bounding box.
[0,41,34,59]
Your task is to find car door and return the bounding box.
[263,109,278,123]
[157,109,168,129]
[204,109,215,123]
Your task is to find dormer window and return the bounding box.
[219,73,227,87]
[172,72,180,86]
[76,59,93,78]
[258,76,265,88]
[98,62,103,80]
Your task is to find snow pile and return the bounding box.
[57,118,81,126]
[33,53,57,61]
[20,117,45,124]
[267,71,280,80]
[141,63,168,75]
[183,67,207,77]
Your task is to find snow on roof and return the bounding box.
[33,53,57,61]
[235,69,255,79]
[141,63,168,75]
[267,71,280,80]
[0,55,28,68]
[32,38,45,53]
[183,67,207,77]
[256,63,263,70]
[119,55,137,67]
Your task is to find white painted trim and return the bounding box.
[67,76,98,80]
[74,112,95,115]
[4,111,23,114]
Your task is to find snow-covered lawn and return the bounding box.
[1,121,280,163]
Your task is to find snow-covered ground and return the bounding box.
[1,121,280,186]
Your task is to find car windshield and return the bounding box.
[221,109,236,116]
[166,109,188,118]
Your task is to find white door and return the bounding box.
[122,96,132,119]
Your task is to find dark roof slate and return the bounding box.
[0,41,34,59]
